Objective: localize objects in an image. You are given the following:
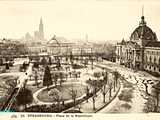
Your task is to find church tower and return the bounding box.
[39,17,44,40]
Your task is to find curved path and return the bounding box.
[33,81,87,105]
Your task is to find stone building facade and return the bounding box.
[116,15,160,74]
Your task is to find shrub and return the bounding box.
[72,64,84,69]
[118,89,133,102]
[1,68,6,73]
[121,103,131,109]
[143,96,156,113]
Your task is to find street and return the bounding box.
[96,60,159,113]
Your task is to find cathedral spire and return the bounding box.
[40,17,43,25]
[39,17,44,40]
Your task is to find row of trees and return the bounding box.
[86,70,120,110]
[42,65,82,89]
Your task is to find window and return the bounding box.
[150,56,152,63]
[154,57,156,64]
[145,56,147,62]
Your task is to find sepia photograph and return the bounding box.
[0,0,160,119]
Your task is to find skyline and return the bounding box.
[0,1,160,42]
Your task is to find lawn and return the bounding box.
[37,84,86,102]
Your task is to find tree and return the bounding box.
[16,88,33,109]
[70,51,73,63]
[22,62,27,71]
[43,66,53,89]
[112,71,119,87]
[52,73,58,87]
[100,72,108,103]
[49,57,52,65]
[92,94,96,110]
[112,71,119,92]
[85,86,90,102]
[59,72,65,86]
[5,62,9,70]
[104,71,108,83]
[101,84,108,103]
[93,72,101,81]
[34,70,39,88]
[91,57,94,69]
[108,82,113,100]
[86,79,100,110]
[69,88,78,107]
[41,57,47,66]
[48,88,62,112]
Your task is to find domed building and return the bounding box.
[116,15,160,74]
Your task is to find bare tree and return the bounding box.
[59,72,65,86]
[52,73,58,87]
[101,84,108,103]
[103,72,108,84]
[34,70,39,88]
[86,79,99,110]
[112,71,120,87]
[69,88,78,107]
[108,82,113,100]
[85,86,90,102]
[93,72,101,81]
[48,89,62,111]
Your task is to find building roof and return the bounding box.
[117,39,127,45]
[126,41,140,49]
[130,16,157,42]
[146,41,160,47]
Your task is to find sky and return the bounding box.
[0,0,160,43]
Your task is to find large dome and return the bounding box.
[130,16,157,42]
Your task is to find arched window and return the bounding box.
[154,57,156,64]
[145,56,148,62]
[150,56,152,63]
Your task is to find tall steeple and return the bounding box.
[39,17,44,40]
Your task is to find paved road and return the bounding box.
[96,60,158,113]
